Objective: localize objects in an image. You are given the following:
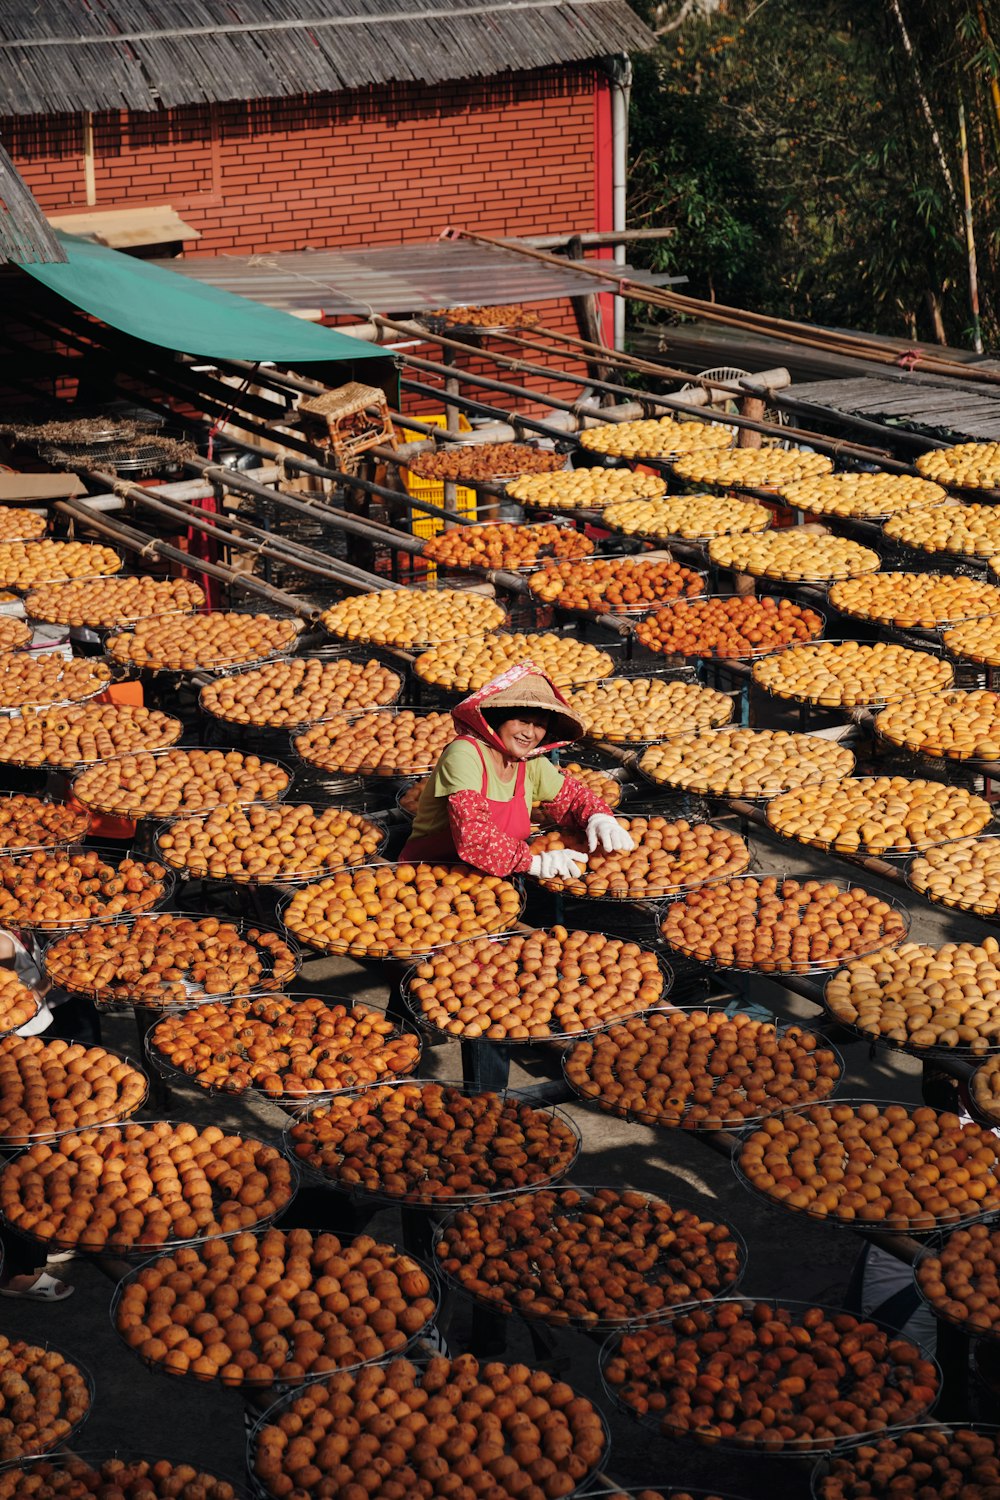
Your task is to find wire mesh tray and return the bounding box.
[432,1183,747,1333]
[143,992,423,1107]
[246,1349,609,1500]
[0,705,184,770]
[750,638,954,711]
[0,1039,149,1148]
[277,863,526,962]
[198,647,405,732]
[0,543,123,596]
[823,963,1000,1063]
[971,1057,1000,1126]
[526,562,709,619]
[636,593,827,662]
[0,791,90,854]
[411,627,625,698]
[527,823,751,903]
[763,776,996,860]
[635,729,856,802]
[0,657,116,716]
[599,500,772,548]
[321,582,510,655]
[110,1227,440,1393]
[424,519,595,574]
[70,745,295,821]
[599,1297,940,1457]
[873,691,1000,763]
[562,1006,844,1132]
[23,571,204,632]
[579,1487,753,1500]
[0,1118,300,1259]
[659,873,912,975]
[731,1096,1000,1236]
[42,911,302,1011]
[0,1338,95,1462]
[292,706,459,781]
[0,845,175,934]
[152,801,389,888]
[282,1079,582,1210]
[911,1231,1000,1343]
[400,931,673,1045]
[103,608,304,679]
[827,572,1000,634]
[0,1451,251,1500]
[809,1423,1000,1499]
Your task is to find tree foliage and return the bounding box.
[627,0,1000,346]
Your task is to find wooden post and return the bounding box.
[566,235,615,393]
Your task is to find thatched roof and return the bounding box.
[0,144,65,263]
[0,1,655,117]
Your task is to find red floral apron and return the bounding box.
[399,736,530,865]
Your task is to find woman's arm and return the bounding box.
[447,791,534,877]
[538,773,615,831]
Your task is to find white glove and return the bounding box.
[529,849,589,881]
[586,814,635,854]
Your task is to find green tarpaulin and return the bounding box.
[20,233,389,366]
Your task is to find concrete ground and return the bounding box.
[4,799,996,1499]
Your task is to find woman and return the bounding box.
[401,661,634,1090]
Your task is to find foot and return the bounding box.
[0,1270,73,1301]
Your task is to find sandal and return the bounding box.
[0,1270,73,1301]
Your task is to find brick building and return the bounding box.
[1,3,654,408]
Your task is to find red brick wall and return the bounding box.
[4,65,609,413]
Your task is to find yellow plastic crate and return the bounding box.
[398,414,477,542]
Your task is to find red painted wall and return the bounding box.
[4,65,609,411]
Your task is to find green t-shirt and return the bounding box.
[409,739,564,841]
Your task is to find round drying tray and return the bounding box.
[526,823,751,904]
[0,1338,95,1464]
[400,930,673,1045]
[103,608,304,679]
[431,1183,747,1334]
[750,638,954,712]
[0,704,183,771]
[599,1297,940,1457]
[635,593,827,663]
[198,647,405,732]
[0,1452,250,1500]
[762,775,996,860]
[809,1423,1000,1500]
[823,960,1000,1063]
[731,1096,1000,1236]
[292,706,459,782]
[0,1038,149,1149]
[153,801,388,888]
[0,846,175,934]
[0,791,90,855]
[635,728,856,803]
[282,1079,582,1210]
[70,746,294,822]
[912,1231,1000,1344]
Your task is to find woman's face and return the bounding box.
[495,711,549,759]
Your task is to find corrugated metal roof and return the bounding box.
[0,144,65,264]
[153,239,621,315]
[789,375,1000,442]
[0,1,655,116]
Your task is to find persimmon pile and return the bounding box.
[0,509,46,542]
[639,728,854,799]
[149,994,420,1098]
[766,775,991,856]
[884,502,1000,559]
[295,708,457,778]
[114,1227,436,1387]
[283,863,522,960]
[0,652,111,710]
[322,589,505,649]
[972,1057,1000,1123]
[737,1101,1000,1229]
[0,968,40,1035]
[827,940,1000,1054]
[0,616,30,651]
[156,801,383,884]
[602,493,770,541]
[673,445,833,489]
[43,913,298,1007]
[0,849,168,930]
[709,531,880,583]
[0,1120,295,1252]
[876,688,1000,761]
[414,631,613,693]
[567,676,733,741]
[423,522,593,569]
[26,575,205,629]
[72,747,290,818]
[408,444,565,480]
[252,1354,607,1500]
[0,793,89,851]
[529,817,749,900]
[506,468,666,510]
[406,927,665,1039]
[107,611,299,672]
[916,1223,1000,1333]
[0,540,121,588]
[661,876,908,972]
[200,654,402,728]
[636,594,823,659]
[0,1457,241,1499]
[528,557,705,614]
[565,1009,841,1130]
[287,1081,579,1204]
[0,1335,91,1461]
[0,1034,147,1141]
[779,471,946,518]
[752,640,953,708]
[942,613,1000,668]
[435,1186,743,1326]
[578,416,732,459]
[816,1425,1000,1499]
[0,703,181,768]
[917,439,1000,487]
[602,1302,938,1451]
[828,570,1000,630]
[910,835,1000,915]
